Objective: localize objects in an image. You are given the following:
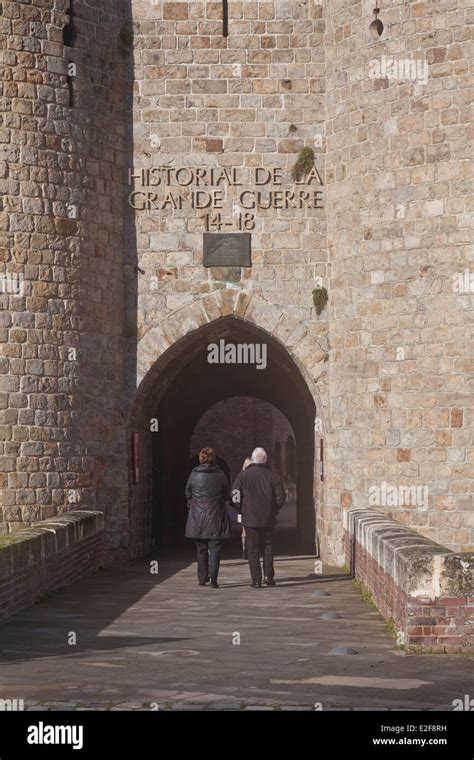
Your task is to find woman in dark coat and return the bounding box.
[185,447,231,588]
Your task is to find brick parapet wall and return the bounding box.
[344,508,473,653]
[0,510,105,620]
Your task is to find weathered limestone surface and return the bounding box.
[1,0,472,567]
[1,0,128,557]
[324,0,473,562]
[345,508,473,652]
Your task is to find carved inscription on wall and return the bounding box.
[128,165,323,231]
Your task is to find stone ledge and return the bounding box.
[344,508,473,599]
[344,509,473,653]
[0,511,104,583]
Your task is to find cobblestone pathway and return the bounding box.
[0,553,471,711]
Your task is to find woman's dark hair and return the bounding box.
[199,447,216,465]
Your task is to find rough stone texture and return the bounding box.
[0,510,104,619]
[127,0,472,564]
[125,0,329,561]
[324,0,473,563]
[0,0,128,558]
[345,508,473,652]
[1,0,472,568]
[129,289,324,559]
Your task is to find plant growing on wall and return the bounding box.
[291,146,315,181]
[288,123,298,135]
[312,286,328,315]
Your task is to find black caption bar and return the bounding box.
[0,711,472,758]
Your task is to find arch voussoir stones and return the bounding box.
[135,290,328,426]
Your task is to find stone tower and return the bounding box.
[1,0,129,559]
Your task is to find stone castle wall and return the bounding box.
[129,0,327,325]
[1,0,129,557]
[1,0,472,566]
[323,0,473,562]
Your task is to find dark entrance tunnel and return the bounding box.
[189,395,299,551]
[140,316,317,556]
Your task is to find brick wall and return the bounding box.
[0,511,105,620]
[345,508,473,653]
[190,395,294,484]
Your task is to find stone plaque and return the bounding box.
[203,233,251,267]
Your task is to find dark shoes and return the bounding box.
[251,579,275,587]
[199,577,219,588]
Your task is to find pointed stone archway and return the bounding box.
[127,290,328,559]
[136,290,328,399]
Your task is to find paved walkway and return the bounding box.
[0,552,472,711]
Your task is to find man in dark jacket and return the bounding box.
[185,447,231,588]
[231,447,286,588]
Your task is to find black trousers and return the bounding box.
[195,539,223,582]
[245,527,274,584]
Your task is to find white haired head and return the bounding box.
[251,447,267,464]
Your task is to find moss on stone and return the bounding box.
[0,535,26,548]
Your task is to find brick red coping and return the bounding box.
[0,511,105,620]
[344,509,473,654]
